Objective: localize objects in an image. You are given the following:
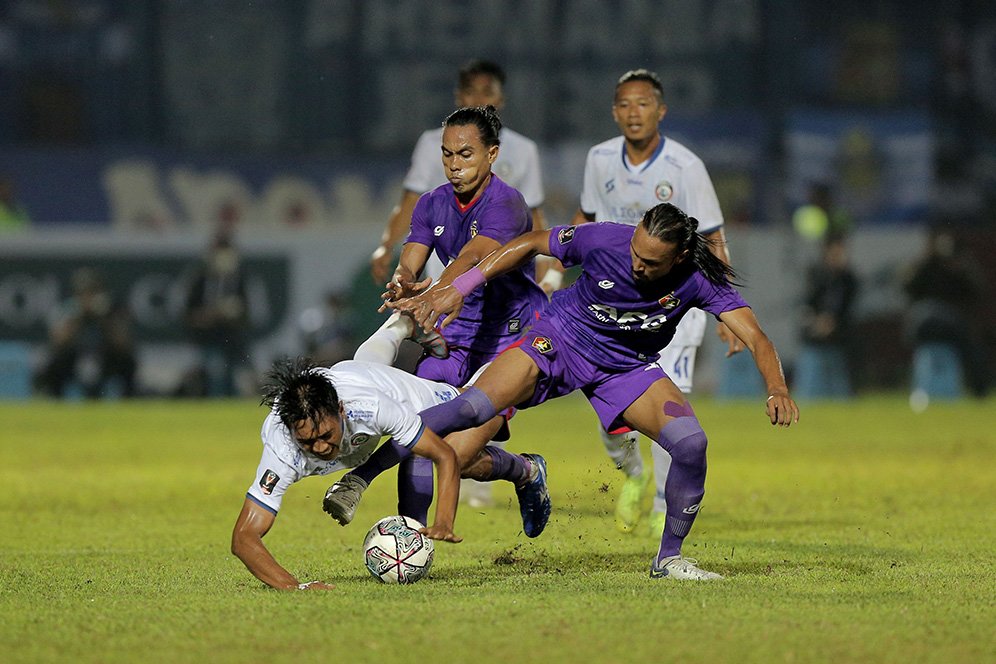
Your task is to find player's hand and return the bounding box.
[765,392,799,427]
[388,286,465,331]
[370,245,393,285]
[297,580,335,591]
[377,275,432,313]
[419,524,463,543]
[717,322,745,356]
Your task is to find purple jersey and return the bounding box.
[408,176,546,353]
[544,222,748,370]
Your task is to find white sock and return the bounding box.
[650,442,672,514]
[600,429,643,477]
[352,312,413,365]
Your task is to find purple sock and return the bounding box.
[654,416,708,561]
[397,455,434,526]
[481,447,531,485]
[419,386,497,438]
[349,439,412,486]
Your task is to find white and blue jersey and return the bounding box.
[579,135,723,233]
[246,361,459,514]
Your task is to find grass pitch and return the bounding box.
[1,394,994,663]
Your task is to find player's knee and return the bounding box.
[657,418,708,467]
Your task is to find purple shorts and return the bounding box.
[415,345,497,387]
[510,318,668,431]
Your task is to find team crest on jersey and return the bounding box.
[470,220,479,238]
[508,318,521,333]
[658,292,680,310]
[655,180,674,202]
[557,226,576,244]
[531,336,553,354]
[259,469,280,495]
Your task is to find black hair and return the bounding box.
[640,203,739,286]
[458,59,506,88]
[260,357,340,431]
[443,105,502,148]
[616,68,665,101]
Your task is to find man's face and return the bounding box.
[441,124,498,199]
[612,80,666,145]
[455,73,504,109]
[291,408,344,461]
[630,225,687,284]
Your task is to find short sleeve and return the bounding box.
[406,193,435,246]
[370,389,425,449]
[515,141,545,209]
[578,148,600,217]
[245,446,300,514]
[546,224,590,268]
[401,130,445,194]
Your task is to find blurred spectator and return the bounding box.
[183,232,251,397]
[35,267,136,398]
[902,228,989,397]
[0,176,30,232]
[298,291,356,366]
[795,237,859,398]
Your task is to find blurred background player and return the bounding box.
[367,59,548,508]
[330,105,548,526]
[564,69,740,536]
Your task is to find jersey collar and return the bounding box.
[621,134,666,174]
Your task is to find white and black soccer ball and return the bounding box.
[363,515,435,584]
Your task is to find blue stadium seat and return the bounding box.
[911,342,963,400]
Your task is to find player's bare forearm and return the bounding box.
[231,499,312,590]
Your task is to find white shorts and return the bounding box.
[655,308,707,394]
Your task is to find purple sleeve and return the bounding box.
[406,194,434,246]
[473,195,530,244]
[695,276,750,317]
[546,224,590,268]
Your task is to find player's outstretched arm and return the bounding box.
[702,227,745,356]
[379,242,433,312]
[371,190,422,284]
[719,307,800,427]
[231,498,334,590]
[410,429,463,543]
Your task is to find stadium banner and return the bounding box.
[0,253,290,343]
[784,110,933,224]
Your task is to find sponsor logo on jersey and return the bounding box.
[260,469,280,495]
[557,226,576,244]
[604,178,615,193]
[434,225,445,236]
[346,408,375,420]
[508,318,521,333]
[598,280,615,289]
[655,180,674,202]
[658,292,680,309]
[531,336,553,354]
[470,220,479,238]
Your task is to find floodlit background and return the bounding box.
[0,0,993,400]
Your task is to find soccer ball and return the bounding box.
[363,515,435,584]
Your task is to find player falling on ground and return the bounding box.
[323,104,551,536]
[553,68,742,536]
[389,203,799,580]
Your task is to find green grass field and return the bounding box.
[1,394,994,663]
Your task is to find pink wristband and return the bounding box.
[451,266,487,297]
